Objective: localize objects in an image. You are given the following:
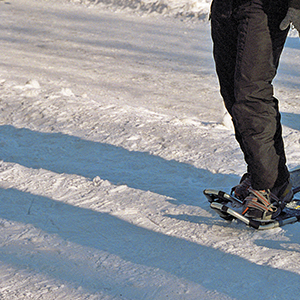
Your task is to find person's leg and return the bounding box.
[211,0,291,200]
[211,0,252,166]
[231,0,288,190]
[211,0,237,116]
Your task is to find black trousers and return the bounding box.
[211,0,290,190]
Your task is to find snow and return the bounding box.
[0,0,300,298]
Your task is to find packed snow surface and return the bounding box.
[0,0,300,299]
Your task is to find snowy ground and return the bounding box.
[0,0,300,299]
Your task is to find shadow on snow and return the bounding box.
[0,125,238,206]
[1,125,300,298]
[1,188,300,299]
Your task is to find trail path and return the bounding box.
[0,0,300,299]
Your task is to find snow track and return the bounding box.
[0,0,300,299]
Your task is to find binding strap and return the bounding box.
[242,188,277,218]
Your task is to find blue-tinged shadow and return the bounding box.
[0,125,238,206]
[281,112,300,131]
[1,187,300,299]
[284,36,300,50]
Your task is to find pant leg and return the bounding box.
[210,0,252,166]
[211,0,237,116]
[211,0,290,190]
[231,0,290,189]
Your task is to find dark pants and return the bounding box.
[211,0,290,190]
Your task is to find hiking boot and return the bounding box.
[232,173,251,200]
[233,174,293,205]
[242,188,279,220]
[271,179,293,206]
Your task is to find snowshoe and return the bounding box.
[204,168,300,230]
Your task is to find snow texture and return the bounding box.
[0,0,300,299]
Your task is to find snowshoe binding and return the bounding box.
[204,168,300,230]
